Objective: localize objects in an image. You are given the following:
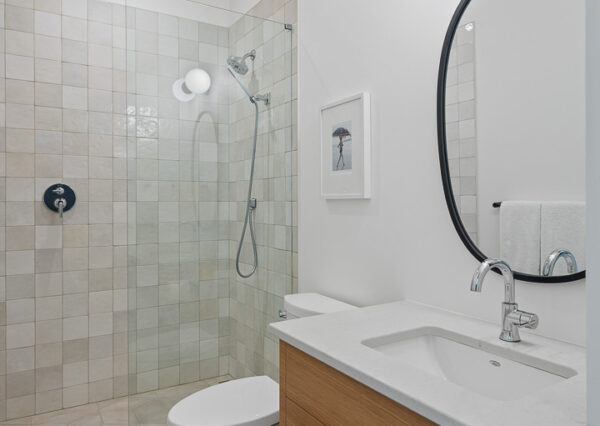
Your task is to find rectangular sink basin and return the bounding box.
[362,327,577,401]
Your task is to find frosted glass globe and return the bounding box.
[185,68,211,94]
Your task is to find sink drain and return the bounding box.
[489,360,501,367]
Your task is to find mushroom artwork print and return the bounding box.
[332,121,353,171]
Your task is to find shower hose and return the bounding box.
[235,101,259,278]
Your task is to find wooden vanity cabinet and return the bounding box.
[279,341,436,425]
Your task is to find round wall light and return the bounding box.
[185,69,211,94]
[172,68,211,102]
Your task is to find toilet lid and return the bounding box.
[167,376,279,426]
[284,293,356,317]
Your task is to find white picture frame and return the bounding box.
[320,92,371,199]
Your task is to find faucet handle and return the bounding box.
[54,198,66,218]
[508,309,539,329]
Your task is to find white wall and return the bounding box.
[462,1,586,260]
[586,0,600,423]
[298,0,586,345]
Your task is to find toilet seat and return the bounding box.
[167,376,279,426]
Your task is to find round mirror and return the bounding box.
[437,0,585,283]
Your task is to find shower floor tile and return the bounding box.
[1,375,232,426]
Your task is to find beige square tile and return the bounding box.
[63,315,88,341]
[35,248,62,273]
[63,16,87,42]
[6,226,34,250]
[34,11,61,37]
[63,85,87,110]
[5,30,33,56]
[89,312,112,337]
[7,394,35,419]
[89,202,112,224]
[89,223,112,247]
[89,180,113,202]
[35,365,62,392]
[35,388,62,414]
[7,322,35,349]
[62,0,87,19]
[35,272,62,297]
[63,293,88,318]
[35,34,62,61]
[62,63,88,89]
[89,357,112,382]
[6,250,34,276]
[62,383,88,408]
[6,202,35,226]
[63,155,89,178]
[35,58,61,84]
[63,247,89,271]
[62,338,88,364]
[6,153,34,178]
[89,268,112,292]
[6,347,35,374]
[6,103,34,128]
[6,6,34,33]
[89,378,113,402]
[89,157,112,179]
[89,246,112,269]
[63,360,88,387]
[36,319,62,344]
[89,290,112,314]
[6,298,34,324]
[6,178,34,201]
[7,129,35,153]
[6,79,34,105]
[6,54,35,81]
[35,342,62,368]
[63,39,87,64]
[35,82,62,108]
[63,270,88,294]
[35,154,62,178]
[36,130,62,154]
[34,0,62,14]
[89,335,112,361]
[35,225,62,249]
[36,295,61,320]
[63,225,88,248]
[35,106,62,131]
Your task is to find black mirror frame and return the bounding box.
[436,0,585,283]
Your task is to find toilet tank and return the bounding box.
[284,293,356,319]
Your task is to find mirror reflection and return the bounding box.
[443,0,585,277]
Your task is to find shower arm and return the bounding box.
[228,65,256,103]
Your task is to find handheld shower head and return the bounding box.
[226,49,256,75]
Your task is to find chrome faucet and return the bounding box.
[470,259,539,342]
[542,249,578,276]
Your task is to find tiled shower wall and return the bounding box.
[125,6,231,394]
[446,22,478,243]
[0,0,298,420]
[0,0,130,419]
[227,0,297,381]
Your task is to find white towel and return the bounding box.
[540,201,585,276]
[500,201,541,274]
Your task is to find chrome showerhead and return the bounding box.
[226,49,256,75]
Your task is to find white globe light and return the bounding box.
[185,68,211,94]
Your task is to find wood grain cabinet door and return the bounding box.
[279,341,436,426]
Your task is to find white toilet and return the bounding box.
[167,293,355,426]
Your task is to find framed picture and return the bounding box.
[320,92,371,199]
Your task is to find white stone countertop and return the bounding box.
[268,300,586,426]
